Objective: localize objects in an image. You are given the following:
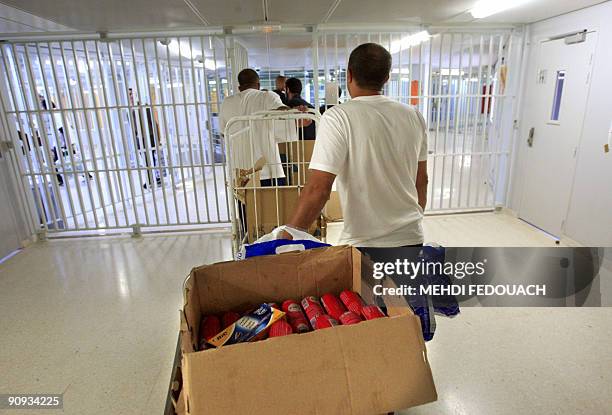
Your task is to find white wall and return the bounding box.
[509,1,612,245]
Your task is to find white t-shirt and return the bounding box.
[219,89,289,180]
[310,95,428,247]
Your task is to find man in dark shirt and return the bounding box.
[285,77,316,140]
[272,75,288,105]
[129,88,162,189]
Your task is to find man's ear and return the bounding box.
[347,69,353,83]
[384,73,390,84]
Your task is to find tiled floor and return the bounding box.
[0,213,610,414]
[0,230,233,415]
[326,211,576,247]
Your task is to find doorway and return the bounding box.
[518,31,596,237]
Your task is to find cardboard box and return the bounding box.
[243,186,322,243]
[278,140,315,185]
[325,190,343,221]
[180,246,437,414]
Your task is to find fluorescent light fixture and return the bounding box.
[469,0,529,19]
[250,21,282,33]
[252,24,281,33]
[390,30,431,54]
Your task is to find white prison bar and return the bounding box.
[0,36,232,235]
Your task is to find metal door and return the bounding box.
[518,32,596,237]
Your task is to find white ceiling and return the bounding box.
[0,0,607,33]
[0,2,72,33]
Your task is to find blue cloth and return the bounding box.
[243,239,329,259]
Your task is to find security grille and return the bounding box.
[0,28,523,236]
[315,30,521,212]
[0,36,243,234]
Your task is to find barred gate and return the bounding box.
[315,29,522,212]
[0,35,244,235]
[0,28,523,236]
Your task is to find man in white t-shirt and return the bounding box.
[286,43,429,247]
[219,68,288,186]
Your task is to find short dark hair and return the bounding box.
[348,43,391,91]
[285,77,302,95]
[238,68,259,87]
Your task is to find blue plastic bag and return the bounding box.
[237,226,330,259]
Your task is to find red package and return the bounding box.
[282,300,311,333]
[301,296,324,327]
[339,290,366,315]
[361,305,386,320]
[221,311,240,328]
[199,315,220,350]
[339,311,362,325]
[269,320,294,338]
[321,293,347,321]
[313,314,338,330]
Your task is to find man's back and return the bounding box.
[220,89,282,133]
[219,89,284,179]
[310,95,428,247]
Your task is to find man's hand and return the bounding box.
[296,105,313,127]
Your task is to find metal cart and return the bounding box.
[223,109,324,255]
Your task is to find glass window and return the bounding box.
[550,70,566,121]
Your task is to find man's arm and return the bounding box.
[287,169,336,230]
[416,160,428,211]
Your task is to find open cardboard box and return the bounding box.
[180,245,436,414]
[278,140,315,185]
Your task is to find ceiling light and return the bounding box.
[469,0,529,19]
[390,31,431,54]
[251,21,282,33]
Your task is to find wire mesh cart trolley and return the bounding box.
[164,109,324,414]
[224,109,325,255]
